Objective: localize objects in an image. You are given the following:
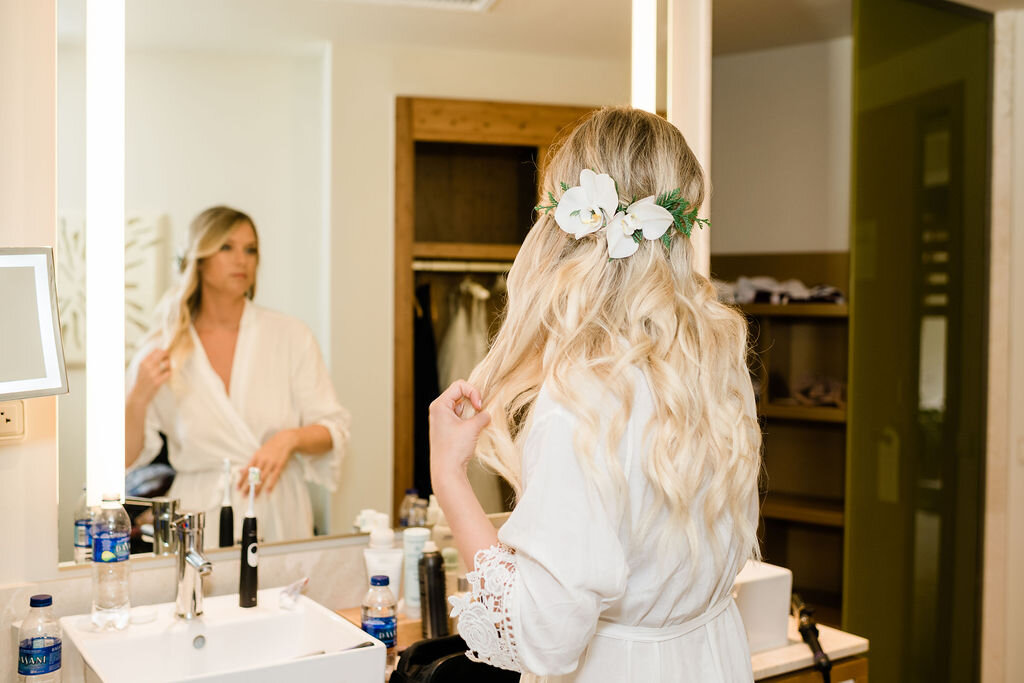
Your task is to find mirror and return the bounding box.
[55,0,632,563]
[0,248,68,401]
[57,0,347,562]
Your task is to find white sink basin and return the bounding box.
[59,589,385,682]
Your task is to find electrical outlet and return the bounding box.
[0,400,26,440]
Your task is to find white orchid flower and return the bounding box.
[554,169,620,238]
[605,196,675,259]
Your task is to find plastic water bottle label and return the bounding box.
[362,616,396,648]
[74,519,92,549]
[18,637,61,675]
[93,531,129,563]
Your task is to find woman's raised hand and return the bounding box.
[130,349,171,405]
[429,380,491,485]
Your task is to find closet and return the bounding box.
[393,97,594,519]
[712,254,850,628]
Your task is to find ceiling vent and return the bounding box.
[345,0,498,11]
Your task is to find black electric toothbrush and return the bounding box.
[239,466,260,608]
[219,459,234,548]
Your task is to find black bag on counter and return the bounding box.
[390,635,521,683]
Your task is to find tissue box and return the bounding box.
[732,560,792,653]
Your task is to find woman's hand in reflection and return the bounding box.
[429,380,491,486]
[130,349,171,405]
[239,430,298,496]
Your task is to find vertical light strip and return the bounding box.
[85,0,126,505]
[631,0,657,112]
[667,0,712,277]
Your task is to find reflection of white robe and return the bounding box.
[126,302,349,543]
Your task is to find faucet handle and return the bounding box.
[173,511,205,531]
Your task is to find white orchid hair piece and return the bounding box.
[534,168,710,259]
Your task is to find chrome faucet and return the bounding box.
[173,511,212,619]
[125,496,179,556]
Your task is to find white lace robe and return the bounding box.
[450,370,757,682]
[126,302,349,543]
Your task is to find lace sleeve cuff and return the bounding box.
[448,543,522,672]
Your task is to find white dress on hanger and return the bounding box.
[437,278,506,512]
[437,278,491,388]
[126,301,350,543]
[450,368,757,682]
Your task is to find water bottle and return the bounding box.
[398,488,418,527]
[91,493,131,630]
[72,486,93,564]
[17,594,61,682]
[408,498,428,528]
[361,575,397,674]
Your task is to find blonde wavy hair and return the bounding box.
[157,206,259,365]
[469,107,761,572]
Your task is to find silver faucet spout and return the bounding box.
[186,550,212,575]
[174,511,211,619]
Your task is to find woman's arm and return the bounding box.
[429,381,498,570]
[239,424,332,495]
[125,348,170,467]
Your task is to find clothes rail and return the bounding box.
[412,259,514,273]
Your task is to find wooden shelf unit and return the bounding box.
[762,493,845,528]
[759,403,846,423]
[412,242,521,261]
[714,252,850,625]
[740,303,848,318]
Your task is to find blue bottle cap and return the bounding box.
[29,594,52,608]
[405,488,417,495]
[370,575,390,586]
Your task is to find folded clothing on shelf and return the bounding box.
[791,374,846,409]
[714,276,845,305]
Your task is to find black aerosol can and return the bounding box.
[418,541,449,639]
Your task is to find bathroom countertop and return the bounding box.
[337,607,430,653]
[752,616,869,680]
[339,608,868,680]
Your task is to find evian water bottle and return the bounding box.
[91,493,131,630]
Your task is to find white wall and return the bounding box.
[58,46,329,346]
[0,0,59,586]
[125,48,329,344]
[710,38,852,255]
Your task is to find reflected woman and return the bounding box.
[125,206,349,543]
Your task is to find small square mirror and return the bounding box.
[0,247,69,400]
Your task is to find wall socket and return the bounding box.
[0,400,26,441]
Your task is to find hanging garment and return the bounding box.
[414,283,441,496]
[126,301,350,543]
[436,278,507,513]
[437,278,491,388]
[450,367,758,682]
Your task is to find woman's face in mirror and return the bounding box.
[198,221,259,298]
